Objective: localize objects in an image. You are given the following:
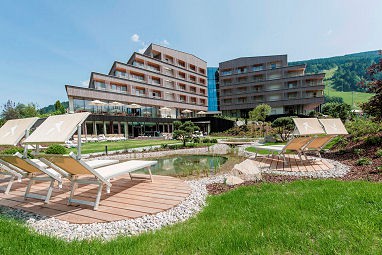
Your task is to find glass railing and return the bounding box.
[133,62,144,68]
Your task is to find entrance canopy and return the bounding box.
[293,118,325,135]
[319,118,348,135]
[0,117,39,146]
[24,112,90,144]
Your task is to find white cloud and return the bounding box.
[80,80,89,86]
[326,29,333,36]
[131,33,140,42]
[161,39,170,46]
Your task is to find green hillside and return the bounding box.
[322,68,374,109]
[290,50,380,108]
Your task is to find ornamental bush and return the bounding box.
[45,144,68,155]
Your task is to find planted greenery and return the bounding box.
[356,157,373,166]
[44,144,68,155]
[375,149,382,158]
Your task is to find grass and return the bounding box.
[1,180,382,254]
[323,67,374,109]
[245,147,271,155]
[68,139,179,154]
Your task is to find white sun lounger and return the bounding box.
[39,152,157,210]
[0,152,65,202]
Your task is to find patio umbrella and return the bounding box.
[181,109,192,114]
[197,111,206,115]
[89,100,107,113]
[128,103,142,109]
[109,101,124,107]
[89,100,107,106]
[159,107,171,111]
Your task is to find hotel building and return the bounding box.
[66,44,211,137]
[218,55,325,117]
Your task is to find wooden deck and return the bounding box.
[0,174,191,224]
[250,154,335,172]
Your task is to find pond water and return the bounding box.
[138,155,228,177]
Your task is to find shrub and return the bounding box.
[375,149,382,158]
[45,144,67,155]
[356,157,373,166]
[376,165,382,173]
[202,138,210,143]
[354,148,365,156]
[168,144,184,150]
[185,143,196,148]
[1,146,33,158]
[210,138,218,143]
[161,143,168,149]
[193,137,201,144]
[365,136,382,146]
[346,118,382,137]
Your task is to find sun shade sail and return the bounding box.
[293,118,325,135]
[319,118,348,135]
[23,112,90,144]
[0,117,39,146]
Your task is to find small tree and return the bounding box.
[173,121,200,146]
[271,117,295,142]
[360,51,382,120]
[1,100,20,120]
[54,100,66,114]
[249,104,271,136]
[321,102,351,121]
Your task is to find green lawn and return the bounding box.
[69,139,179,154]
[1,180,382,254]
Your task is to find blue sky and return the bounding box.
[0,0,381,107]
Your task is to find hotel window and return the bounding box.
[179,95,186,103]
[178,60,186,67]
[221,69,233,76]
[238,97,247,103]
[135,87,145,96]
[223,99,232,104]
[200,98,206,105]
[94,81,106,90]
[152,90,162,98]
[178,83,186,91]
[199,78,206,85]
[190,75,196,82]
[252,65,263,71]
[190,86,196,93]
[178,71,186,80]
[198,68,205,75]
[270,63,277,69]
[237,67,247,74]
[200,88,206,95]
[189,64,196,71]
[238,77,248,83]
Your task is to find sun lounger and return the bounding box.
[302,135,337,158]
[0,152,65,202]
[39,152,157,210]
[252,136,314,164]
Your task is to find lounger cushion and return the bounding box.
[94,160,157,179]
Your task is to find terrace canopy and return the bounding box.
[319,118,348,135]
[0,117,39,146]
[293,118,326,135]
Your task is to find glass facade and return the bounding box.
[207,67,219,111]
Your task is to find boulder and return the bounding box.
[231,159,262,181]
[225,175,244,186]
